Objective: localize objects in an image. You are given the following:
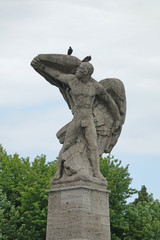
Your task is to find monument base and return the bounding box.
[46,179,111,240]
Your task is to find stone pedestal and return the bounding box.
[46,179,111,240]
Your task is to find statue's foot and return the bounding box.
[93,171,106,181]
[53,171,61,181]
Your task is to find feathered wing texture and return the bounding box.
[94,78,126,154]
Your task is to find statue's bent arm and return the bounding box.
[43,66,74,85]
[95,82,121,126]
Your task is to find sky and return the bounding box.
[0,0,160,201]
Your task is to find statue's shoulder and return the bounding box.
[91,77,99,86]
[68,76,78,87]
[91,78,105,94]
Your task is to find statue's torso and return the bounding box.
[69,78,96,115]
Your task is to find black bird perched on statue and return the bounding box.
[67,46,73,55]
[82,55,92,62]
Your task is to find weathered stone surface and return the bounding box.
[46,180,111,240]
[31,50,126,240]
[31,53,126,182]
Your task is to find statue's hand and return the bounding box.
[31,57,45,70]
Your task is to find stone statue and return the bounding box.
[31,53,126,183]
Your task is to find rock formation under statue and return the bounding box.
[31,52,126,184]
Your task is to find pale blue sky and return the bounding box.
[0,0,160,201]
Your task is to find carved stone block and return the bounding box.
[46,181,111,240]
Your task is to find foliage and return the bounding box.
[0,146,159,240]
[124,186,160,240]
[134,185,152,205]
[100,155,137,240]
[0,145,57,240]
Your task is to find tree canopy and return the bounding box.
[0,145,57,240]
[0,145,159,240]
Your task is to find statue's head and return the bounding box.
[75,62,94,80]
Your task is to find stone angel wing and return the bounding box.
[93,78,126,155]
[31,54,126,155]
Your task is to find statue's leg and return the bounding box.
[53,147,65,180]
[53,118,81,180]
[62,116,81,152]
[84,118,106,180]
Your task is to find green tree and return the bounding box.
[0,145,57,240]
[100,155,137,240]
[1,146,159,240]
[134,185,151,205]
[0,189,20,240]
[124,186,160,240]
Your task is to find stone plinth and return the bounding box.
[46,179,111,240]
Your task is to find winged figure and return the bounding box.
[31,53,126,183]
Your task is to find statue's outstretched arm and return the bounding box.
[44,66,74,85]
